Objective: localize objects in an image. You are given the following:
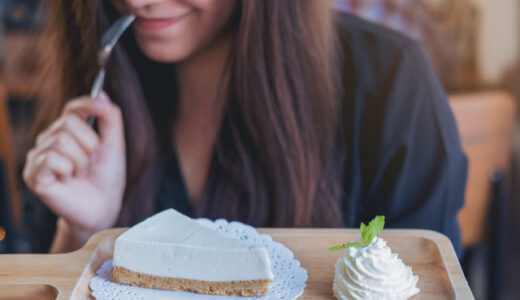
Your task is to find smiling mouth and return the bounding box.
[134,12,192,31]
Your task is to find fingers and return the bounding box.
[23,148,48,187]
[30,122,92,174]
[46,131,90,171]
[24,133,86,186]
[23,92,125,191]
[24,96,101,189]
[23,149,74,192]
[35,150,75,179]
[90,92,125,150]
[60,93,124,150]
[36,114,100,155]
[62,114,100,153]
[36,96,101,150]
[32,112,99,173]
[61,95,99,119]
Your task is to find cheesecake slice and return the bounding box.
[112,209,274,296]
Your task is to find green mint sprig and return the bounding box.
[328,216,385,253]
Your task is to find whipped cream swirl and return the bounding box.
[333,237,419,300]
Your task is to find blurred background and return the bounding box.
[0,0,519,299]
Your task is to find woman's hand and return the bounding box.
[23,93,126,250]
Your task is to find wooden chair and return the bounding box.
[0,83,22,229]
[449,90,516,300]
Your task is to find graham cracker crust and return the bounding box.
[112,266,271,296]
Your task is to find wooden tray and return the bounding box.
[0,229,474,299]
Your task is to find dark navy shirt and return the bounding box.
[156,13,468,256]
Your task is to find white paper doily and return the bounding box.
[89,218,308,299]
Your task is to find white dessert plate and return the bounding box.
[89,218,308,300]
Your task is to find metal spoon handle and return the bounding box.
[90,69,106,100]
[87,14,134,127]
[88,69,106,126]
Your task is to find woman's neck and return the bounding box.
[172,34,231,205]
[175,35,231,116]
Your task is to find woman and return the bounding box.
[23,0,467,254]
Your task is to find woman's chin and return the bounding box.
[141,49,193,63]
[137,41,195,63]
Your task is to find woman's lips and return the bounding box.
[134,14,190,31]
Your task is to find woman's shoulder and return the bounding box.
[337,12,455,162]
[336,11,420,60]
[336,12,428,95]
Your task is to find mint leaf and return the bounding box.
[360,222,370,244]
[328,242,364,252]
[361,216,385,245]
[328,216,385,252]
[346,242,364,248]
[369,215,385,237]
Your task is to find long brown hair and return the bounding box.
[37,0,345,227]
